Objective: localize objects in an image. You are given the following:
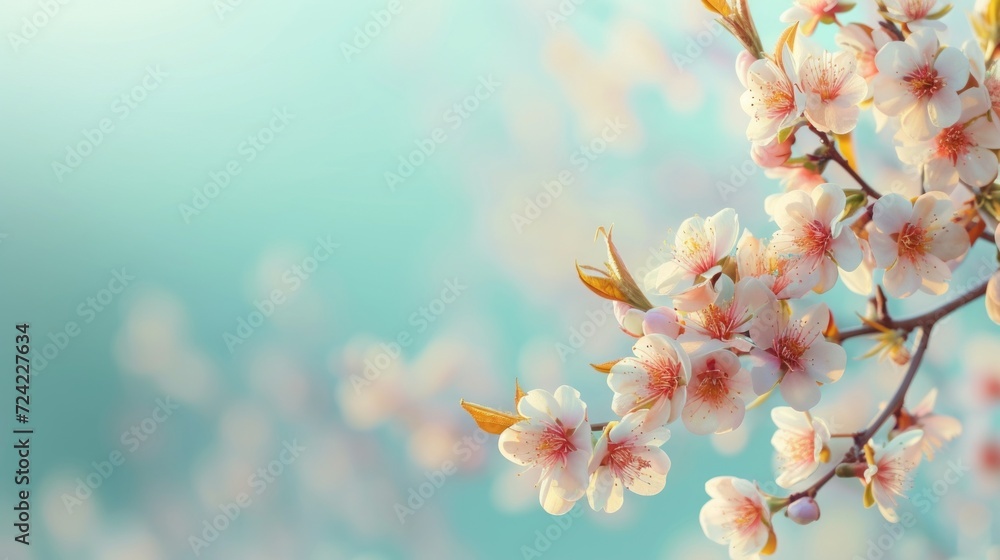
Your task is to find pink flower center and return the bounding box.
[934,124,971,164]
[897,0,935,20]
[779,431,816,464]
[674,236,716,276]
[693,358,730,405]
[794,219,832,258]
[894,222,930,261]
[730,498,764,536]
[802,55,849,102]
[772,330,813,372]
[875,455,912,497]
[603,440,652,485]
[904,65,945,99]
[643,355,681,399]
[696,304,743,341]
[535,421,578,468]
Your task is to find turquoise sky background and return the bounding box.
[1,0,999,558]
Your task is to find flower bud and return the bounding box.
[641,306,683,338]
[751,136,793,168]
[786,497,821,525]
[613,302,645,337]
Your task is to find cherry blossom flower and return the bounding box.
[771,407,831,488]
[766,183,864,293]
[736,232,816,300]
[608,334,691,427]
[748,303,846,411]
[644,208,739,295]
[869,192,970,298]
[781,0,854,36]
[498,385,592,515]
[682,348,753,435]
[895,87,1000,190]
[741,48,806,144]
[864,430,923,522]
[587,410,671,513]
[896,388,962,460]
[685,275,774,352]
[700,477,777,559]
[795,45,869,134]
[882,0,947,29]
[873,29,970,140]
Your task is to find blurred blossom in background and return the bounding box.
[0,0,999,559]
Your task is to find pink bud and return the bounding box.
[613,302,645,337]
[641,307,682,338]
[786,497,821,525]
[751,136,793,168]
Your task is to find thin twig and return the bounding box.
[790,327,931,501]
[838,278,990,341]
[807,124,882,200]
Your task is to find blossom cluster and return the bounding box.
[462,0,1000,557]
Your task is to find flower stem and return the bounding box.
[807,124,882,200]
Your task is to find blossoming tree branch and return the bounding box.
[461,0,1000,557]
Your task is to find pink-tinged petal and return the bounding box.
[707,208,740,261]
[901,101,937,140]
[642,307,682,338]
[911,388,938,417]
[831,227,863,271]
[910,190,950,224]
[539,474,576,515]
[957,147,1000,187]
[626,449,671,496]
[873,75,915,115]
[553,385,586,428]
[873,193,913,235]
[987,272,1000,324]
[498,426,535,466]
[927,222,970,262]
[883,259,921,298]
[801,341,846,384]
[587,467,613,511]
[868,230,899,269]
[968,118,1000,149]
[934,47,971,92]
[924,157,959,191]
[871,483,900,523]
[913,252,951,285]
[748,350,782,396]
[958,86,991,122]
[875,40,919,80]
[644,260,688,294]
[674,280,720,313]
[812,183,847,226]
[812,258,840,294]
[779,369,822,411]
[928,88,963,128]
[749,299,784,349]
[517,389,559,420]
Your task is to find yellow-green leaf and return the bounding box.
[576,262,630,303]
[460,400,522,435]
[590,359,621,374]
